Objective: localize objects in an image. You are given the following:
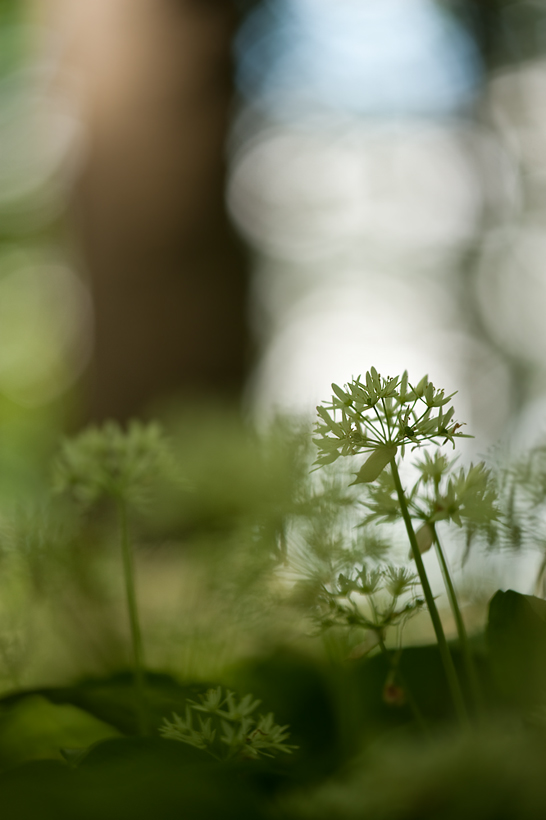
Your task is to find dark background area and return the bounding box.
[1,0,546,439]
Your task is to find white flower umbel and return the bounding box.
[161,687,297,761]
[315,368,472,726]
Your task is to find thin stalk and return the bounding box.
[431,524,483,713]
[390,459,470,726]
[377,634,429,734]
[380,397,392,439]
[534,551,546,597]
[351,409,384,444]
[118,498,148,736]
[373,405,388,440]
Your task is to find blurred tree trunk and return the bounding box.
[58,0,249,421]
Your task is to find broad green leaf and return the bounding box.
[487,589,546,708]
[0,738,266,820]
[350,446,397,485]
[0,696,120,771]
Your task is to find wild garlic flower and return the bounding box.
[314,368,468,484]
[363,453,497,530]
[414,456,498,530]
[317,562,424,651]
[52,421,167,505]
[160,687,297,761]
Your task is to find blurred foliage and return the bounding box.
[289,722,546,820]
[0,0,83,505]
[487,589,546,709]
[0,0,25,59]
[452,0,546,68]
[0,2,546,815]
[0,401,545,815]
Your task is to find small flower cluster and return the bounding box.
[312,368,496,722]
[317,563,424,657]
[415,455,497,529]
[52,421,167,505]
[498,441,546,551]
[160,687,297,761]
[314,368,468,484]
[362,451,498,555]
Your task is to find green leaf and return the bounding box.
[0,672,215,738]
[0,696,120,771]
[487,589,546,708]
[0,738,267,820]
[350,446,397,485]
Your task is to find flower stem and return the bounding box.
[377,635,429,734]
[118,498,148,736]
[535,552,546,597]
[431,524,483,713]
[390,459,470,726]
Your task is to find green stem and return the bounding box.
[431,524,483,713]
[535,551,546,597]
[374,404,388,440]
[377,635,429,734]
[380,397,392,438]
[390,459,470,726]
[353,410,384,444]
[118,498,148,736]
